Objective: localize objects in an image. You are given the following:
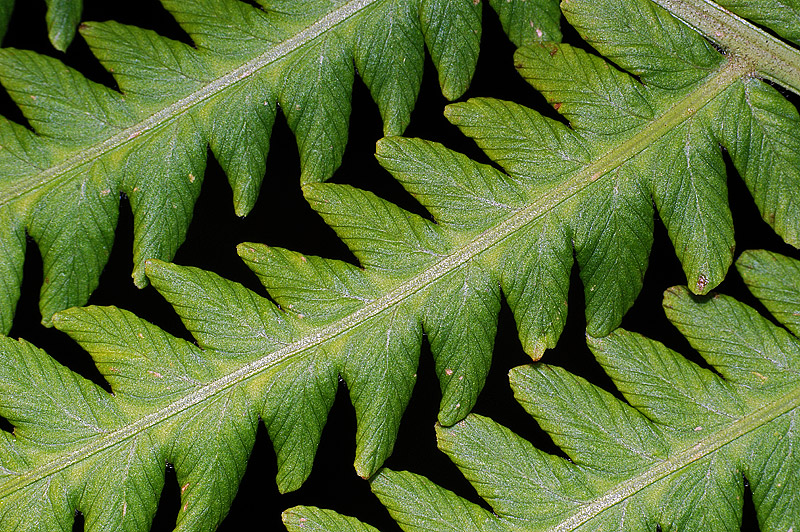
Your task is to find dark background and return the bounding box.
[2,1,798,530]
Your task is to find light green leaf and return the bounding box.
[283,506,381,532]
[713,78,800,246]
[367,250,800,532]
[420,0,482,100]
[737,249,800,336]
[354,0,425,136]
[371,469,506,532]
[0,0,84,50]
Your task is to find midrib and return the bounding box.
[649,0,800,95]
[0,58,750,498]
[551,383,800,531]
[0,0,379,207]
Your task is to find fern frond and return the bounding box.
[290,249,800,532]
[447,0,800,312]
[1,0,799,529]
[0,0,561,332]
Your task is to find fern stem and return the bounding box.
[650,0,800,95]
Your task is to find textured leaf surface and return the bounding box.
[649,0,800,94]
[355,250,800,532]
[438,0,800,340]
[44,0,83,51]
[0,0,556,331]
[2,0,800,529]
[283,506,381,532]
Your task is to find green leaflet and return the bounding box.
[0,0,82,50]
[288,249,800,531]
[283,507,382,532]
[0,0,561,332]
[44,0,83,51]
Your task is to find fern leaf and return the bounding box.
[0,0,560,332]
[0,0,82,50]
[289,249,800,532]
[44,0,83,51]
[447,0,800,310]
[283,506,381,532]
[1,0,799,528]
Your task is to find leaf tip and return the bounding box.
[233,203,252,219]
[236,242,261,260]
[442,102,467,124]
[692,273,711,294]
[375,136,402,158]
[522,339,547,361]
[39,313,55,328]
[143,258,167,279]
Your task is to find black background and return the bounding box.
[2,1,799,530]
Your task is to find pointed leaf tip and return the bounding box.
[143,258,158,272]
[374,136,406,158]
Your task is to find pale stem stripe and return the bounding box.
[552,383,800,530]
[650,0,800,95]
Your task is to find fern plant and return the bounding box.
[1,0,800,531]
[0,0,560,332]
[288,249,800,531]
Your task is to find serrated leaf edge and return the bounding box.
[0,53,752,498]
[545,329,800,530]
[0,0,377,208]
